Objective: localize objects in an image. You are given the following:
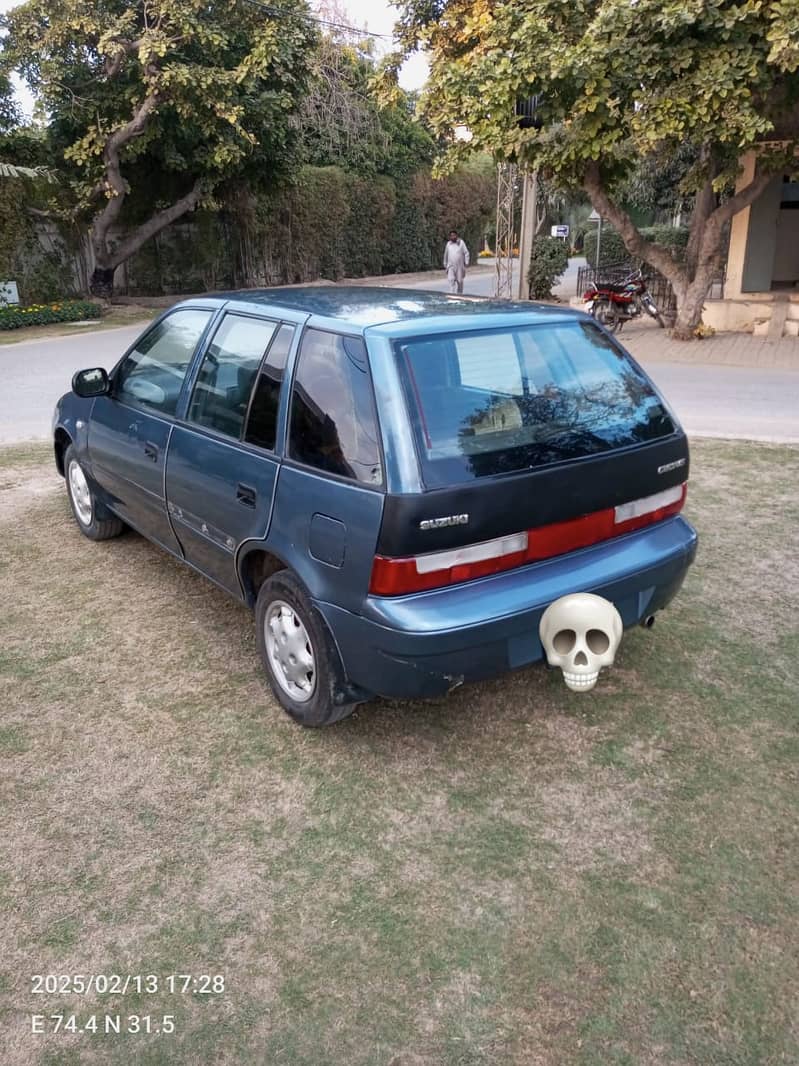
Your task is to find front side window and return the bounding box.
[115,309,211,416]
[288,329,382,485]
[187,314,277,439]
[397,320,676,486]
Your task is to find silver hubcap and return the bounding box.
[68,459,93,526]
[265,600,316,703]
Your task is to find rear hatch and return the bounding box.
[371,317,689,595]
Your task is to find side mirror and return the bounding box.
[72,367,110,398]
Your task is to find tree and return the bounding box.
[386,0,799,339]
[2,0,316,297]
[0,70,19,134]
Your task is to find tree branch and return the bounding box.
[583,162,687,288]
[710,170,773,228]
[685,179,715,280]
[685,148,718,280]
[91,90,161,253]
[103,37,146,79]
[105,179,205,268]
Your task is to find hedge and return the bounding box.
[582,225,689,268]
[527,236,569,299]
[0,299,102,330]
[125,164,497,295]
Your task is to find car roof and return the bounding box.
[179,285,583,335]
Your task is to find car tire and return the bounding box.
[64,444,125,541]
[255,570,361,727]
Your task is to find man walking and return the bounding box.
[443,230,470,294]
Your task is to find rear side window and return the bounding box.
[289,329,382,485]
[397,320,675,486]
[187,314,277,439]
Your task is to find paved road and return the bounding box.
[2,303,798,446]
[0,325,142,444]
[422,256,585,299]
[633,362,799,443]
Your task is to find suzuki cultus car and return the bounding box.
[53,288,697,726]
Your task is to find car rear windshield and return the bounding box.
[395,319,676,487]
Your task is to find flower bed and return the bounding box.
[0,299,102,331]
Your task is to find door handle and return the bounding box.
[143,441,159,462]
[236,483,256,508]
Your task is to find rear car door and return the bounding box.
[88,307,214,554]
[165,314,296,596]
[266,328,385,612]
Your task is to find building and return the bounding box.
[708,150,799,338]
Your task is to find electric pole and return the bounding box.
[516,171,538,300]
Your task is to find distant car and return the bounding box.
[53,287,697,726]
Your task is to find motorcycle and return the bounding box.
[583,269,665,332]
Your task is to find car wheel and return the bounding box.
[64,444,125,541]
[255,570,361,727]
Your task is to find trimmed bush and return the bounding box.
[125,162,497,294]
[527,236,569,299]
[0,299,101,330]
[583,225,689,268]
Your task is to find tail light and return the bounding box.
[369,483,687,596]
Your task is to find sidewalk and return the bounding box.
[112,266,498,309]
[111,268,798,372]
[613,320,799,372]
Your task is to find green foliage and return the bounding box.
[390,0,799,333]
[527,236,568,299]
[583,225,689,268]
[22,248,77,303]
[2,0,317,281]
[0,72,20,134]
[298,38,435,182]
[0,298,100,330]
[392,0,798,186]
[0,180,29,277]
[125,162,496,294]
[4,0,316,185]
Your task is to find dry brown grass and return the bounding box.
[1,439,797,1066]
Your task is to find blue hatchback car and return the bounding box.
[53,288,697,726]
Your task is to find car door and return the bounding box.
[165,314,296,597]
[265,327,386,613]
[88,307,215,554]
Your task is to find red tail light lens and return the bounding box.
[369,483,686,596]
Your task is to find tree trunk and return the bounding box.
[89,266,115,300]
[671,256,718,339]
[86,179,204,299]
[671,284,706,339]
[583,161,774,341]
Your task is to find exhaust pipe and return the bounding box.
[641,614,656,629]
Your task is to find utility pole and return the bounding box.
[495,163,517,299]
[516,170,538,300]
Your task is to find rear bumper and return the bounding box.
[316,516,698,700]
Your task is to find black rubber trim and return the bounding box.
[376,433,689,557]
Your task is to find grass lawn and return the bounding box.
[0,306,156,347]
[0,439,797,1066]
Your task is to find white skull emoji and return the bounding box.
[539,593,623,692]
